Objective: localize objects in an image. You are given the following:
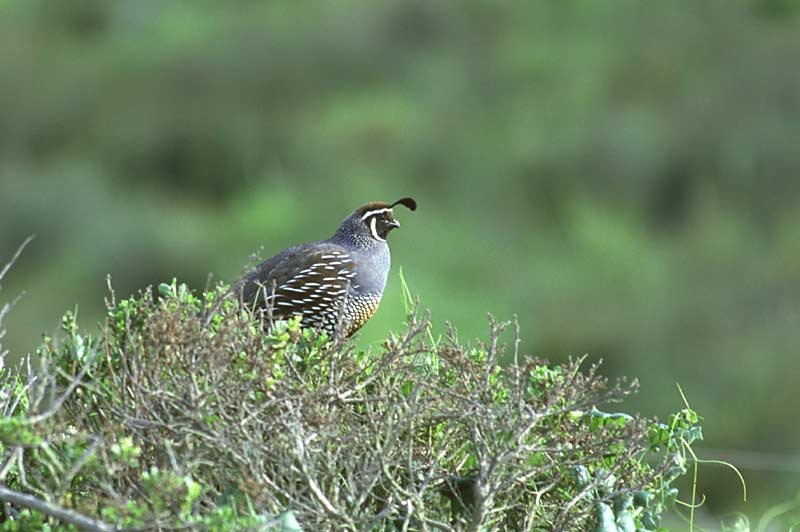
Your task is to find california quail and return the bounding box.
[237,198,417,337]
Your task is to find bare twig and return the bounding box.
[0,484,116,532]
[0,235,35,283]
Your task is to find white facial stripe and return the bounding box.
[370,216,386,242]
[360,208,392,221]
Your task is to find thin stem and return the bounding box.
[0,484,116,532]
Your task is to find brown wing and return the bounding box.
[241,243,359,332]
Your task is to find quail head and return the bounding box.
[238,197,417,337]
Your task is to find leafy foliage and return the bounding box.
[1,280,701,531]
[2,1,800,516]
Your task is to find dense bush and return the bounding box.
[0,275,702,531]
[2,1,800,515]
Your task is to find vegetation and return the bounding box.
[2,0,799,522]
[0,274,703,531]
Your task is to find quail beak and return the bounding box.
[388,219,401,230]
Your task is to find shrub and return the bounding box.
[0,278,701,531]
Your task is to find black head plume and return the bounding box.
[390,197,417,211]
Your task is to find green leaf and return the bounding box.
[595,502,618,532]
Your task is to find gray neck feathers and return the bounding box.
[330,215,390,295]
[331,216,381,250]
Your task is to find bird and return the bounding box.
[237,198,417,337]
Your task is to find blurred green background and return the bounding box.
[1,0,799,526]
